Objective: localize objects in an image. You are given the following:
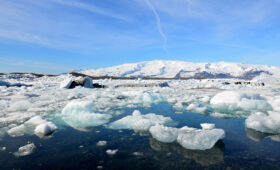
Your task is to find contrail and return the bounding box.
[145,0,168,52]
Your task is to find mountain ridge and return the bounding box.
[79,60,280,80]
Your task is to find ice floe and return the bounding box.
[108,110,172,131]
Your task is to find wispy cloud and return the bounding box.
[145,0,168,52]
[0,29,51,46]
[51,0,132,21]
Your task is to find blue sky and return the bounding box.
[0,0,280,74]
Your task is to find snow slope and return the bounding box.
[80,60,280,80]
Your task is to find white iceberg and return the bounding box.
[61,101,112,131]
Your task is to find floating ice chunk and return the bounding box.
[210,91,271,112]
[200,123,215,130]
[149,124,225,150]
[149,124,178,143]
[61,101,112,131]
[132,152,144,156]
[96,140,107,146]
[14,143,36,157]
[106,149,118,155]
[108,110,172,131]
[7,124,26,137]
[177,126,225,150]
[245,111,280,134]
[34,122,57,137]
[0,147,6,151]
[60,77,73,89]
[9,100,31,112]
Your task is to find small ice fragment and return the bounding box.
[96,141,107,146]
[200,123,215,130]
[106,149,118,155]
[13,143,36,157]
[132,152,144,156]
[0,147,6,151]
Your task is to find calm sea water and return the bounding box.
[1,104,280,170]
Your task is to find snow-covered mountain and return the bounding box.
[80,60,280,80]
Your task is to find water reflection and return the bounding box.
[246,128,280,142]
[149,137,225,166]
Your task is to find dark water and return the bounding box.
[1,104,280,170]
